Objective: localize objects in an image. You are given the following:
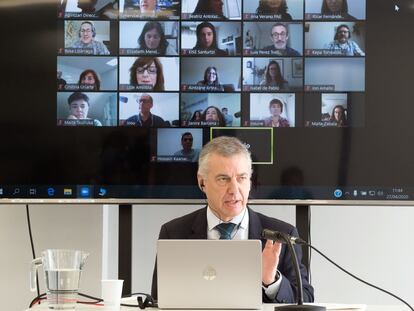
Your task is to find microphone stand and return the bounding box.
[272,233,325,311]
[264,229,413,311]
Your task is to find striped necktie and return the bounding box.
[215,223,236,240]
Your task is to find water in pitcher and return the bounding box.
[44,269,81,309]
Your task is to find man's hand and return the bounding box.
[262,239,281,285]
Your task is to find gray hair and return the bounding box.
[197,136,252,178]
[271,22,288,35]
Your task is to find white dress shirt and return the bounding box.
[206,206,282,300]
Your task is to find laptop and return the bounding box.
[157,239,262,309]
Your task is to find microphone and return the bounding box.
[262,230,414,311]
[261,229,306,245]
[261,229,325,311]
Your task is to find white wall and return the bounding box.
[2,203,413,310]
[0,204,102,311]
[311,205,414,305]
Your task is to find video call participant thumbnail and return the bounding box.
[182,21,237,56]
[67,21,110,55]
[137,21,177,55]
[181,93,241,127]
[243,22,302,56]
[243,0,303,20]
[66,92,102,126]
[119,56,179,91]
[303,93,357,127]
[256,0,292,20]
[124,93,165,126]
[57,56,118,91]
[249,93,295,127]
[304,22,365,56]
[182,0,240,20]
[131,57,164,91]
[173,132,201,162]
[320,0,356,19]
[63,0,118,19]
[155,128,203,162]
[305,0,366,20]
[119,92,179,127]
[304,57,364,92]
[244,57,303,92]
[181,57,241,92]
[119,21,178,56]
[262,23,300,56]
[57,92,117,126]
[324,24,364,56]
[121,0,179,19]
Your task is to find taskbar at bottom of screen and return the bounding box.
[0,185,413,204]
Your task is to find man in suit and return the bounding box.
[151,136,314,303]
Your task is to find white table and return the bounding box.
[25,301,409,311]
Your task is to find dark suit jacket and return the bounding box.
[151,206,314,303]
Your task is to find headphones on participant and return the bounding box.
[199,180,205,193]
[78,21,96,38]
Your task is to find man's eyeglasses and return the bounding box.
[271,32,287,38]
[136,66,157,74]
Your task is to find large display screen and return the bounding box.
[0,0,413,202]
